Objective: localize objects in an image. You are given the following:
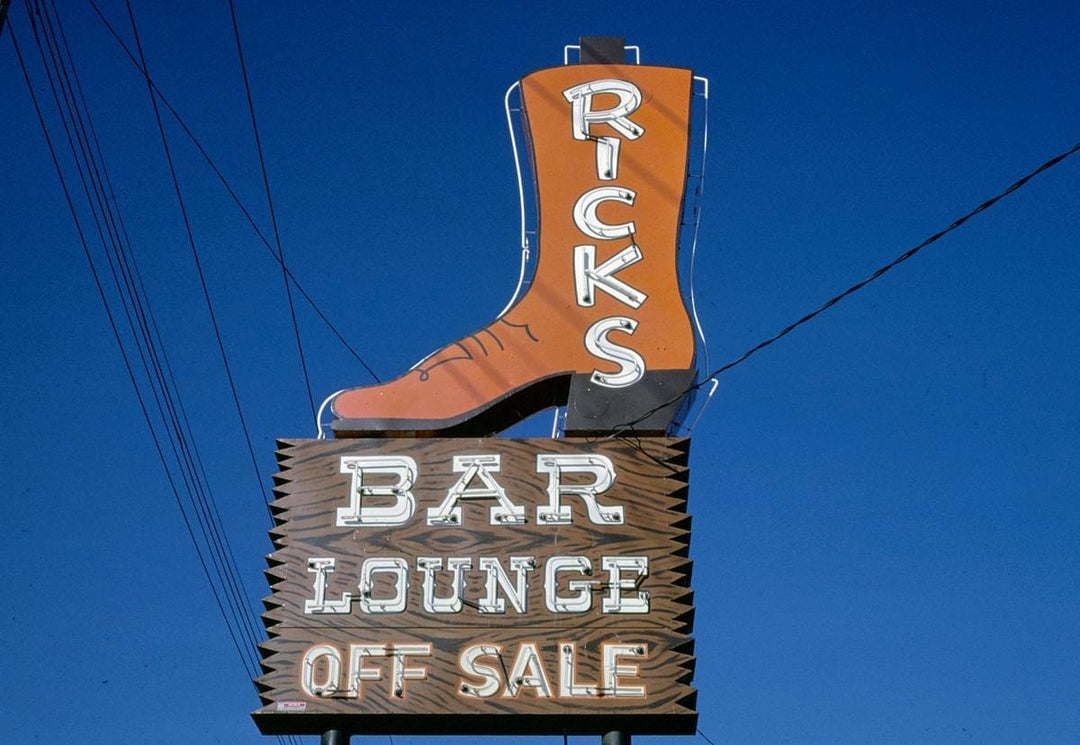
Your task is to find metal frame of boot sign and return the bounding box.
[254,38,707,741]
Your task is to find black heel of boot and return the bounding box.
[563,369,696,437]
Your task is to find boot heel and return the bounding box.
[564,369,696,437]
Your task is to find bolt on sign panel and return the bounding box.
[253,437,696,736]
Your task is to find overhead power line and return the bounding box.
[697,728,720,745]
[226,0,318,424]
[85,0,380,385]
[616,138,1080,436]
[0,0,11,38]
[15,5,304,743]
[123,0,271,508]
[13,0,269,715]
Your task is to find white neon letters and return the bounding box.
[545,556,593,613]
[478,556,535,614]
[348,644,386,697]
[358,557,409,614]
[304,639,650,702]
[584,316,645,388]
[563,77,657,389]
[601,556,650,614]
[390,644,431,698]
[303,454,649,617]
[302,643,431,699]
[563,79,644,142]
[536,453,622,525]
[457,641,647,699]
[458,645,502,697]
[301,644,343,697]
[504,642,553,698]
[341,453,625,528]
[574,243,647,309]
[573,187,636,240]
[594,136,621,180]
[304,554,649,617]
[304,557,352,614]
[337,455,417,527]
[417,556,472,614]
[559,642,598,697]
[427,454,525,526]
[602,643,648,697]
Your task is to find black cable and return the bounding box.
[41,0,263,646]
[29,8,349,742]
[0,0,11,38]
[116,0,273,668]
[696,728,718,745]
[123,0,273,510]
[226,0,318,423]
[86,0,380,385]
[24,11,289,735]
[11,10,261,682]
[29,0,268,676]
[614,138,1080,437]
[32,0,281,697]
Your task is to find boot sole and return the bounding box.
[331,369,695,438]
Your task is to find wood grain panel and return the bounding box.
[255,437,696,736]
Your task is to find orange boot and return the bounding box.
[332,62,698,438]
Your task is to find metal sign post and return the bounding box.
[320,730,347,745]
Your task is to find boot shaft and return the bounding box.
[518,64,696,376]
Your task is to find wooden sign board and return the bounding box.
[253,437,697,736]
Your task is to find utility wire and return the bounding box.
[33,0,266,668]
[50,0,265,690]
[615,138,1080,436]
[18,7,298,742]
[226,0,318,424]
[108,4,297,730]
[696,728,719,745]
[86,0,380,385]
[57,11,263,653]
[13,3,267,687]
[0,0,11,38]
[123,0,272,509]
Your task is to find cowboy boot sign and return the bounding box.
[254,40,703,739]
[331,53,699,438]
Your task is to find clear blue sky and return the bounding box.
[2,1,1078,743]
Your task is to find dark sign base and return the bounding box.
[253,711,697,737]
